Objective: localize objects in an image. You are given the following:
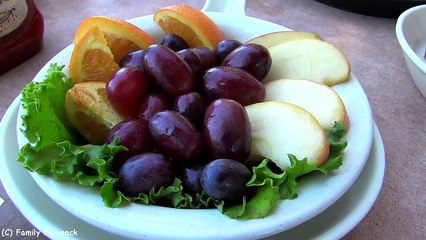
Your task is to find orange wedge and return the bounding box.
[69,26,119,85]
[153,5,224,48]
[73,16,155,63]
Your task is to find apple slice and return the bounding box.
[246,30,321,49]
[264,38,350,85]
[264,79,349,130]
[245,101,329,170]
[65,81,124,144]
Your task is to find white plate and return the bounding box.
[2,97,384,240]
[14,13,374,240]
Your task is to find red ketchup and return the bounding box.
[0,0,44,75]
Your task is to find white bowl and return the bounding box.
[396,4,426,98]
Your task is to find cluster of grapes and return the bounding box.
[105,33,271,204]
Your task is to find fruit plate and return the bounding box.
[0,97,384,240]
[15,11,374,240]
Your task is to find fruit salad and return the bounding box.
[17,5,348,220]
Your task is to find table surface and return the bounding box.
[1,0,425,239]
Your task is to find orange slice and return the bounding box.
[153,5,224,49]
[69,26,119,85]
[73,16,155,63]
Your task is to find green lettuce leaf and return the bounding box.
[326,121,348,152]
[279,122,346,200]
[99,176,226,211]
[99,178,124,208]
[19,64,79,150]
[222,159,285,219]
[17,140,126,186]
[223,179,279,219]
[17,64,126,186]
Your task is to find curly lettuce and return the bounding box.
[17,64,347,219]
[17,64,126,186]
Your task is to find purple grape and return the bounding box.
[190,47,217,70]
[221,43,272,81]
[138,94,171,121]
[173,92,206,128]
[179,163,205,195]
[203,99,251,162]
[142,44,194,98]
[148,110,203,162]
[106,67,149,119]
[119,50,144,70]
[106,120,152,171]
[118,153,175,196]
[160,33,189,52]
[200,158,252,203]
[215,39,242,63]
[177,48,204,79]
[202,66,265,106]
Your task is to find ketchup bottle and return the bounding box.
[0,0,44,75]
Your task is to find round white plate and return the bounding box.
[14,13,374,240]
[1,97,384,240]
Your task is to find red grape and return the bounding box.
[106,67,148,119]
[177,48,203,79]
[215,39,242,63]
[190,47,217,70]
[119,50,144,70]
[138,94,171,121]
[149,110,203,162]
[222,43,271,81]
[202,66,265,106]
[142,44,194,98]
[106,119,153,172]
[160,33,189,52]
[173,92,206,128]
[203,99,251,162]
